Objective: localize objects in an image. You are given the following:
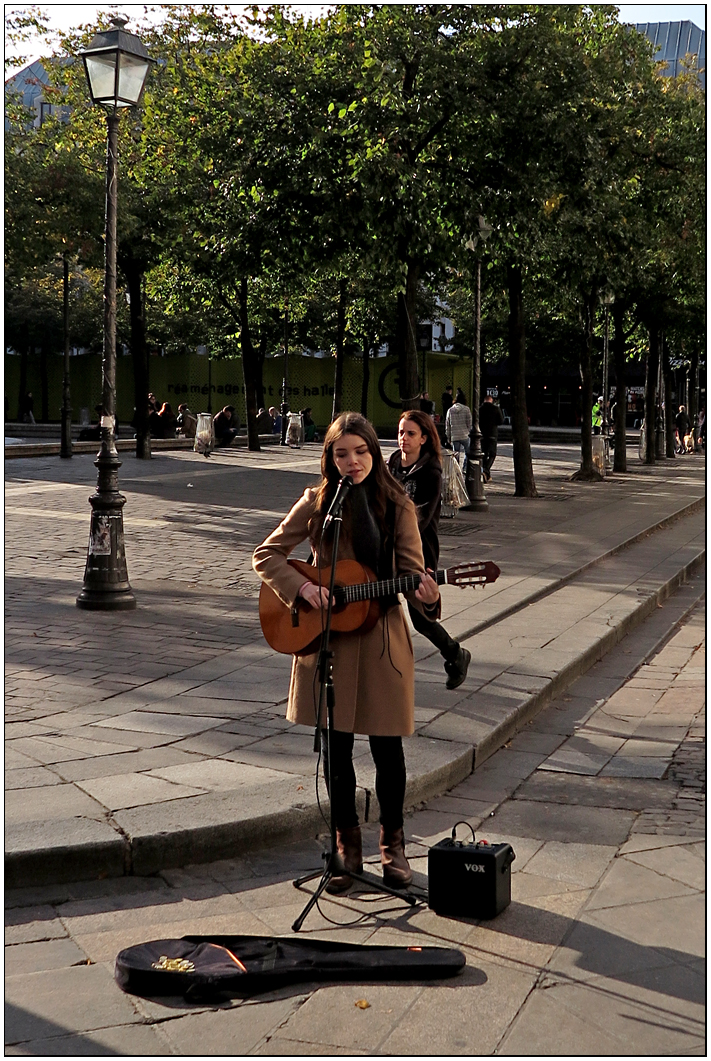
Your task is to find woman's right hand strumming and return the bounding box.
[298,581,330,609]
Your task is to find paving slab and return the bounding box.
[600,756,671,778]
[498,971,705,1056]
[514,770,677,811]
[4,938,88,977]
[5,963,144,1042]
[588,854,700,910]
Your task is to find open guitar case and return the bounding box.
[116,934,466,1001]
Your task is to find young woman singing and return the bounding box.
[387,410,471,689]
[253,413,440,893]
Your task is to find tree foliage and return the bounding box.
[5,3,704,481]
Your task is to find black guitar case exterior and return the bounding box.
[116,934,466,1000]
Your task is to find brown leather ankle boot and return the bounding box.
[380,826,412,888]
[326,826,363,894]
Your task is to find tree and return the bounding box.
[5,64,105,420]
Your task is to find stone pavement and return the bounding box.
[4,442,705,885]
[4,597,704,1055]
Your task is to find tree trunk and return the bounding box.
[689,347,699,442]
[654,331,665,460]
[612,302,627,473]
[663,337,676,458]
[256,334,266,410]
[332,276,347,419]
[574,291,597,479]
[644,325,659,464]
[18,345,29,420]
[238,277,261,452]
[396,261,420,411]
[507,263,537,497]
[39,345,49,421]
[361,337,371,418]
[125,261,151,459]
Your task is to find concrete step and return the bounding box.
[433,495,705,648]
[4,435,280,459]
[6,422,86,439]
[497,425,641,443]
[417,518,705,767]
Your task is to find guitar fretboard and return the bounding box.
[333,569,447,606]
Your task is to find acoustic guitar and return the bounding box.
[259,557,501,655]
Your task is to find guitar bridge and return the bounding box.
[290,604,300,627]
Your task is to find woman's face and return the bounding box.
[331,432,374,485]
[398,418,427,465]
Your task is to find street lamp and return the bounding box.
[281,301,290,445]
[601,291,614,469]
[463,216,492,512]
[60,252,72,459]
[655,333,666,460]
[76,17,154,611]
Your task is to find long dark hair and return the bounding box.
[398,409,442,463]
[310,412,405,539]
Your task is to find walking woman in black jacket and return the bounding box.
[387,410,471,689]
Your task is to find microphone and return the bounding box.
[323,475,353,527]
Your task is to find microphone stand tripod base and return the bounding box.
[292,857,418,933]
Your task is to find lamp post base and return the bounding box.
[461,497,489,512]
[76,584,137,610]
[463,456,489,512]
[76,451,136,611]
[280,397,289,446]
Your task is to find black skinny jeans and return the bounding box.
[407,602,460,662]
[321,730,406,832]
[482,437,498,476]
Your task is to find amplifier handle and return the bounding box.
[451,821,476,845]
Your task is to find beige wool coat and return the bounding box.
[253,487,440,736]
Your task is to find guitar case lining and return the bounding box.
[116,934,466,1000]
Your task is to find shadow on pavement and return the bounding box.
[4,1003,122,1055]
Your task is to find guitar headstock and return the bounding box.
[445,561,500,587]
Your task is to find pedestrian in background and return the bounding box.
[214,405,239,446]
[256,407,274,434]
[176,404,197,439]
[269,406,282,435]
[479,394,504,483]
[675,405,691,453]
[441,384,453,421]
[302,407,318,442]
[388,410,471,690]
[446,390,472,472]
[157,402,178,438]
[419,392,435,417]
[21,391,35,424]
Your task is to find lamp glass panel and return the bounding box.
[117,52,150,105]
[85,53,118,102]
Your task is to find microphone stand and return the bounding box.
[292,501,417,932]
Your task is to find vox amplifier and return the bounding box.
[428,822,515,919]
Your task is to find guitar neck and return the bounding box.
[334,569,446,606]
